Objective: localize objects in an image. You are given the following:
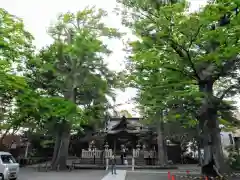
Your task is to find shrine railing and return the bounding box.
[144,150,157,158]
[81,149,102,158]
[104,149,112,158]
[81,149,113,159]
[132,149,157,159]
[133,149,140,158]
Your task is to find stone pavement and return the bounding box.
[19,167,239,180]
[102,170,127,180]
[18,168,177,180]
[18,168,107,180]
[126,171,168,180]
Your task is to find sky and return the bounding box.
[1,0,208,116]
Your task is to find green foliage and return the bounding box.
[0,8,34,64]
[23,7,123,134]
[0,6,124,143]
[0,9,34,135]
[118,0,240,128]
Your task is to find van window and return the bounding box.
[1,155,16,164]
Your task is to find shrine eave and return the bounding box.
[107,129,149,135]
[110,117,142,121]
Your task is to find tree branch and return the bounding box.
[163,66,194,79]
[138,4,201,81]
[188,24,203,49]
[169,39,201,81]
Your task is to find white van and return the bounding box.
[0,152,19,180]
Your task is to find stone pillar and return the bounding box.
[24,142,30,158]
[114,139,116,154]
[105,157,109,170]
[132,157,135,171]
[104,143,110,171]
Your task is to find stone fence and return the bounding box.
[81,149,102,158]
[80,149,157,171]
[81,149,156,159]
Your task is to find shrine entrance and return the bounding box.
[79,116,164,166]
[106,132,137,155]
[104,116,148,155]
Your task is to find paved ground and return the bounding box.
[18,168,173,180]
[126,171,167,180]
[18,168,239,180]
[18,168,107,180]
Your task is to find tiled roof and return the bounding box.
[105,116,149,134]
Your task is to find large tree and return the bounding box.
[25,7,122,169]
[0,8,35,142]
[118,0,240,174]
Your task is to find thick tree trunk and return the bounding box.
[51,88,75,170]
[211,127,226,172]
[163,139,168,163]
[157,123,165,165]
[196,124,202,166]
[201,126,226,176]
[156,112,166,165]
[198,81,225,176]
[51,131,61,166]
[197,141,202,166]
[51,126,70,170]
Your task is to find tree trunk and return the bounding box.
[197,123,203,166]
[51,131,61,166]
[51,126,70,170]
[156,111,166,165]
[164,141,168,163]
[197,141,202,166]
[198,81,225,176]
[51,88,75,170]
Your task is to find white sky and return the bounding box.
[1,0,211,116]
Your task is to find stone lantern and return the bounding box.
[136,142,141,150]
[104,142,109,150]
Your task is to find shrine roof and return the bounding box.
[105,116,149,134]
[110,117,141,121]
[107,116,141,128]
